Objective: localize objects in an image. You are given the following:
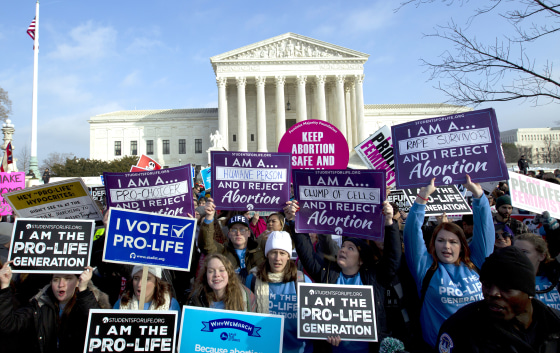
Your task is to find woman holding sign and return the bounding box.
[403,175,494,348]
[285,201,401,353]
[189,253,256,311]
[0,264,106,353]
[246,231,312,353]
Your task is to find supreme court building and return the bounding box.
[89,33,471,167]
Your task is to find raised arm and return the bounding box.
[377,202,402,287]
[464,175,495,268]
[403,179,436,288]
[197,199,224,255]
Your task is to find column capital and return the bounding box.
[296,75,307,85]
[315,75,326,85]
[275,75,286,86]
[236,76,247,87]
[255,76,266,87]
[335,74,346,84]
[354,74,365,84]
[216,77,228,87]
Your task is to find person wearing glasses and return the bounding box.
[198,198,265,283]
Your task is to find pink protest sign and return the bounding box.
[509,171,560,218]
[0,172,25,216]
[278,119,349,170]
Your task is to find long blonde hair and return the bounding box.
[192,254,245,311]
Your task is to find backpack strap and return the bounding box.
[420,267,437,308]
[250,274,256,292]
[297,270,305,282]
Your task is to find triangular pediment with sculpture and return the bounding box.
[212,33,368,62]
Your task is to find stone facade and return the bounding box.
[501,128,560,163]
[89,33,472,167]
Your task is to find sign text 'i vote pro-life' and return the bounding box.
[103,208,196,271]
[294,169,385,240]
[211,151,291,211]
[391,108,508,188]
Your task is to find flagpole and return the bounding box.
[29,0,40,178]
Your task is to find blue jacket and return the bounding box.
[404,195,494,347]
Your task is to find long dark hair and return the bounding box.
[257,253,297,283]
[428,222,475,271]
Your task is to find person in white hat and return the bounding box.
[114,266,180,313]
[246,231,312,353]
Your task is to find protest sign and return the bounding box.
[137,155,162,171]
[8,218,94,273]
[387,189,411,213]
[89,186,106,203]
[278,119,349,170]
[130,166,148,173]
[511,214,542,235]
[402,185,471,216]
[297,283,377,342]
[211,151,291,211]
[200,167,211,190]
[104,208,196,271]
[84,309,177,353]
[104,165,194,218]
[391,108,508,188]
[509,171,560,219]
[0,172,25,216]
[179,306,283,353]
[294,169,385,240]
[3,178,103,221]
[354,126,395,188]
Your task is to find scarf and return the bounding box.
[119,292,172,311]
[255,272,284,314]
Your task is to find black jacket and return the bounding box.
[290,221,402,342]
[437,299,560,353]
[0,285,101,353]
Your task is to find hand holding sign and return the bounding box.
[0,261,12,289]
[204,198,215,221]
[463,174,483,198]
[283,200,299,221]
[382,201,393,226]
[327,336,342,347]
[417,178,437,205]
[78,266,94,292]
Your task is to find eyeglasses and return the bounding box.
[229,228,249,235]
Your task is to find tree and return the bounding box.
[541,135,560,163]
[518,145,534,163]
[398,0,560,106]
[41,152,75,172]
[0,87,12,123]
[16,143,30,172]
[502,142,519,163]
[50,156,140,177]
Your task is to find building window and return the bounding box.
[195,139,202,153]
[179,139,186,154]
[130,141,137,155]
[163,140,170,155]
[147,140,154,155]
[233,135,237,142]
[115,141,121,156]
[251,134,254,141]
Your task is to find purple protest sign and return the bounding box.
[0,172,25,216]
[293,169,386,240]
[211,151,291,211]
[103,165,194,217]
[391,108,508,188]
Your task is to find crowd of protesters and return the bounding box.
[2,172,560,353]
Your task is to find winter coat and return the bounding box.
[0,282,109,353]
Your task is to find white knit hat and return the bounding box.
[132,265,162,279]
[265,231,292,257]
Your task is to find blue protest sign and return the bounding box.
[103,208,196,271]
[200,167,211,190]
[179,306,283,353]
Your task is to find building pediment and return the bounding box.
[211,33,369,63]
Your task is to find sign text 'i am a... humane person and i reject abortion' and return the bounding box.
[211,151,291,211]
[391,108,508,188]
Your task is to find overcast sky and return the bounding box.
[1,0,558,165]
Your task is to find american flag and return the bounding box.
[27,17,36,40]
[0,142,13,173]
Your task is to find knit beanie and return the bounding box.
[496,195,512,209]
[132,266,162,279]
[265,231,292,257]
[480,246,535,296]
